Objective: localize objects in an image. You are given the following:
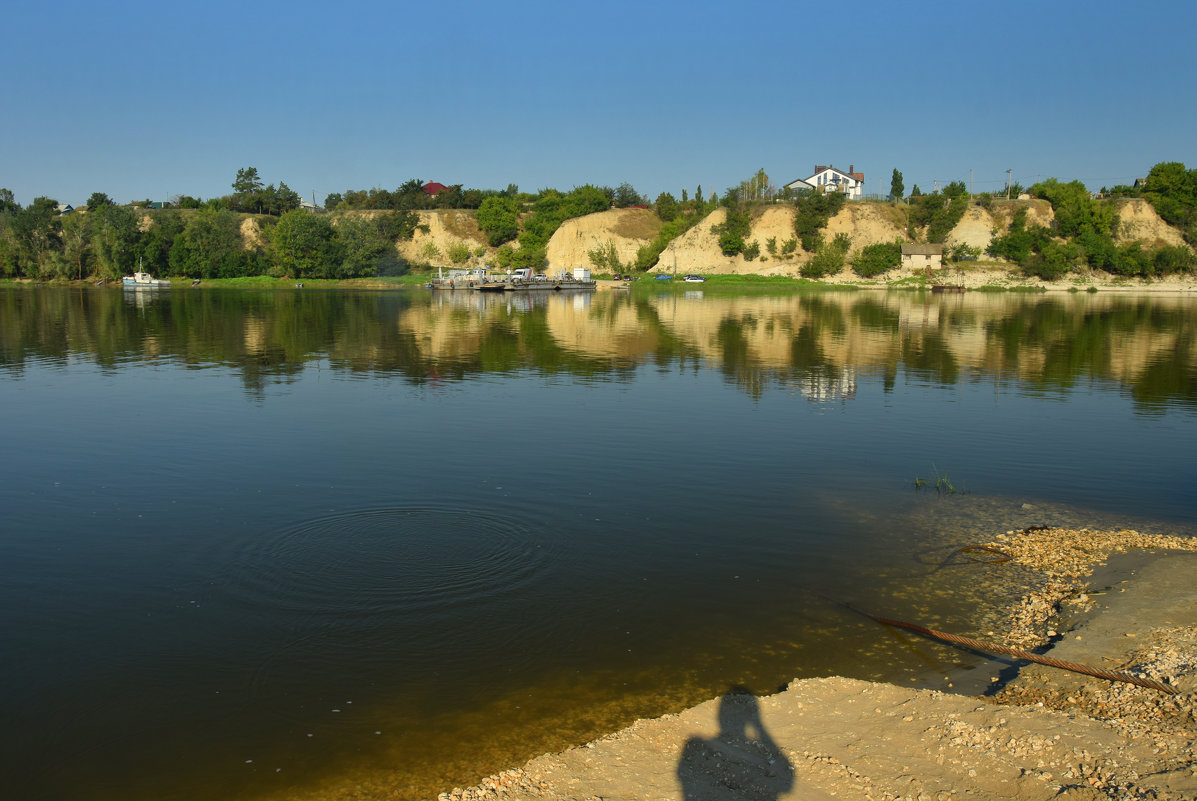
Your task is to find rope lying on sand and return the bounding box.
[869,613,1179,695]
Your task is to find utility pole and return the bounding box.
[1006,170,1012,200]
[969,169,973,198]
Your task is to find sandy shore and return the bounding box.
[441,529,1197,801]
[820,263,1197,294]
[597,266,1197,293]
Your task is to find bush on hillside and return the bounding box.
[801,233,851,278]
[851,240,902,277]
[793,190,846,252]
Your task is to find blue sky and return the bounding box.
[5,0,1194,207]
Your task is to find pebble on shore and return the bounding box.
[986,527,1197,650]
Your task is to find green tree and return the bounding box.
[516,185,610,262]
[336,216,394,277]
[613,182,643,208]
[1139,161,1197,246]
[446,241,471,264]
[476,196,520,245]
[801,233,852,278]
[0,188,17,214]
[140,211,186,277]
[10,197,63,276]
[890,169,904,201]
[793,190,846,252]
[89,204,141,278]
[61,212,91,279]
[655,192,679,222]
[716,207,751,255]
[0,196,18,275]
[371,209,423,242]
[851,240,902,277]
[588,240,622,272]
[1029,178,1116,239]
[233,167,263,195]
[986,207,1052,265]
[1142,161,1194,198]
[752,168,771,200]
[396,179,427,209]
[170,208,248,278]
[87,192,115,209]
[271,182,302,215]
[909,186,969,243]
[273,209,340,278]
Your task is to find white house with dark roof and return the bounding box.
[901,243,943,270]
[785,164,865,199]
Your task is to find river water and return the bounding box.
[2,285,1195,801]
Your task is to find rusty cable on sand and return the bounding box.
[868,613,1178,695]
[956,545,1012,563]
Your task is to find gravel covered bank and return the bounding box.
[441,529,1197,801]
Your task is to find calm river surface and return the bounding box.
[2,285,1195,801]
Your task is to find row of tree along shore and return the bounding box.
[2,163,1195,283]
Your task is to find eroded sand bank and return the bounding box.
[442,530,1197,801]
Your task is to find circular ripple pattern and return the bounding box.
[228,507,548,622]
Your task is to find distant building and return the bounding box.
[423,182,449,197]
[785,164,865,200]
[901,243,943,270]
[299,199,324,213]
[56,204,74,215]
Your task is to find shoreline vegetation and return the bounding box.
[5,266,1197,294]
[441,527,1197,801]
[3,162,1196,289]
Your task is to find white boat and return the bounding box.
[122,268,170,288]
[682,274,706,283]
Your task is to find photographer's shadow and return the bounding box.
[676,686,794,800]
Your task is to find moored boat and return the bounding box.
[122,270,170,288]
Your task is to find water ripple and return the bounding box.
[227,507,549,622]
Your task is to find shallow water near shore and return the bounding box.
[2,286,1195,801]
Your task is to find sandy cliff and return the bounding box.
[381,198,1190,282]
[1115,197,1188,247]
[544,208,660,274]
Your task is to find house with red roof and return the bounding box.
[423,182,449,197]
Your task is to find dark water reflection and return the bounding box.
[1,286,1195,801]
[3,286,1195,410]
